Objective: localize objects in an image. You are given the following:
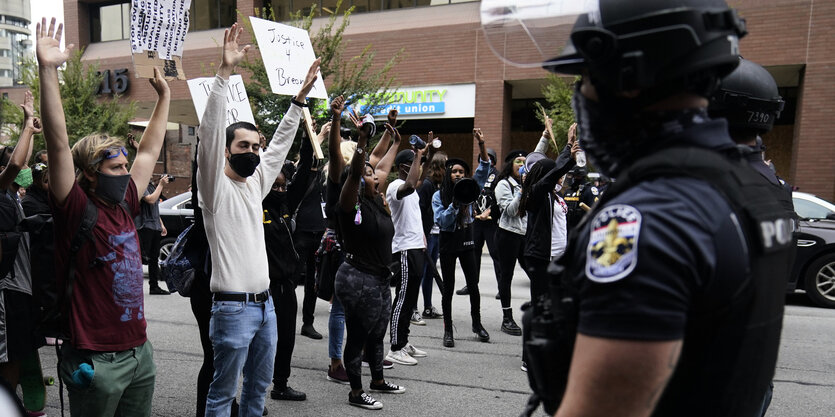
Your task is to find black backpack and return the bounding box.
[38,199,100,340]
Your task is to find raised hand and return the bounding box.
[567,122,578,145]
[27,117,43,134]
[384,123,401,144]
[317,121,332,145]
[21,91,35,120]
[330,95,345,118]
[219,23,250,78]
[148,67,170,97]
[347,106,362,129]
[36,18,74,68]
[296,58,321,102]
[387,108,398,126]
[473,128,484,144]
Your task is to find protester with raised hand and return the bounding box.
[37,16,169,416]
[334,103,405,410]
[195,22,319,416]
[0,90,41,398]
[432,129,491,348]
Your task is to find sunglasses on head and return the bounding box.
[91,146,128,166]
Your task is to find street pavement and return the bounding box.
[34,255,835,416]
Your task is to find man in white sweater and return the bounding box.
[197,23,320,417]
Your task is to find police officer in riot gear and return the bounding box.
[710,57,791,190]
[481,1,795,416]
[562,166,588,230]
[710,58,797,417]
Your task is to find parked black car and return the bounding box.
[790,192,835,308]
[158,191,194,266]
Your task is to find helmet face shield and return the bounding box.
[480,0,600,69]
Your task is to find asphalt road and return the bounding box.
[34,257,835,417]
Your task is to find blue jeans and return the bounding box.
[205,295,277,417]
[328,295,345,359]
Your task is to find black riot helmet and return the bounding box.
[709,58,784,135]
[481,0,747,100]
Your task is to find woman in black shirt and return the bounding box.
[334,100,405,410]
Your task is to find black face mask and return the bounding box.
[228,152,260,178]
[96,172,131,204]
[264,189,288,212]
[572,83,711,178]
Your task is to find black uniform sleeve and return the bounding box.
[576,178,741,341]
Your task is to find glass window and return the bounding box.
[794,197,835,219]
[91,2,131,42]
[268,0,470,20]
[189,0,237,32]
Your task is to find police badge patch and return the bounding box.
[586,204,641,283]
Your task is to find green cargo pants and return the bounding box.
[59,340,155,417]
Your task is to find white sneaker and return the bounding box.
[403,342,427,358]
[385,349,417,366]
[409,310,426,326]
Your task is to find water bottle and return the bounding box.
[575,150,587,167]
[409,135,427,150]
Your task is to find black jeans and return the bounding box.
[473,219,501,287]
[495,228,529,310]
[189,270,213,417]
[334,263,391,391]
[390,249,425,351]
[270,279,298,390]
[440,250,481,329]
[293,230,324,326]
[524,256,551,304]
[139,227,162,288]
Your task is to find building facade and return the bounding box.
[0,0,32,88]
[14,0,835,199]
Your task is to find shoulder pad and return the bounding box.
[591,187,599,196]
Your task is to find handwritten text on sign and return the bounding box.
[130,0,192,60]
[249,17,327,99]
[187,75,256,127]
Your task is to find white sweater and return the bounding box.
[196,75,301,293]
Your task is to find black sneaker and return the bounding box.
[422,306,443,319]
[301,324,323,340]
[149,286,170,295]
[472,324,490,343]
[501,318,522,336]
[270,386,306,401]
[455,286,469,295]
[369,381,406,394]
[443,329,455,348]
[348,391,383,410]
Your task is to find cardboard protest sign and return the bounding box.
[187,75,256,126]
[249,17,327,99]
[130,0,191,80]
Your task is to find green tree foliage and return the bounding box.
[239,0,403,155]
[0,52,136,155]
[535,74,578,151]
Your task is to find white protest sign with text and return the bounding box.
[249,17,327,99]
[129,0,191,79]
[187,75,256,127]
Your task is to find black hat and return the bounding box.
[445,158,471,176]
[504,149,528,164]
[395,149,415,167]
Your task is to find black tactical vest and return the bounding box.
[523,146,796,416]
